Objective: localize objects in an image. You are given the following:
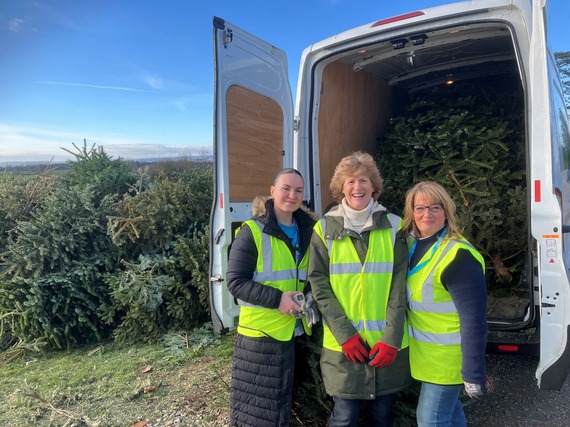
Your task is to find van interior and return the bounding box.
[224,19,536,347]
[311,20,534,346]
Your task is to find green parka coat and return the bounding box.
[308,202,412,399]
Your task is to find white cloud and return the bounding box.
[8,18,25,32]
[132,65,192,92]
[0,123,78,162]
[0,123,211,164]
[170,92,212,112]
[171,97,191,112]
[38,81,151,92]
[98,143,212,160]
[139,71,165,90]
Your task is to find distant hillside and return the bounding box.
[0,155,213,174]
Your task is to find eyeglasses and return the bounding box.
[413,204,443,214]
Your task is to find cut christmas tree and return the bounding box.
[377,82,529,321]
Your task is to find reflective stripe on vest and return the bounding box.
[407,241,460,345]
[316,213,405,351]
[330,262,393,275]
[250,228,308,283]
[235,220,310,340]
[322,318,388,332]
[407,237,484,384]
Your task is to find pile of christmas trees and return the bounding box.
[378,84,527,291]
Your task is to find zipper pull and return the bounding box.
[295,246,302,265]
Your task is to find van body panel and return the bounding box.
[209,17,293,333]
[528,0,570,390]
[211,0,570,389]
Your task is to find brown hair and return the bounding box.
[273,168,304,185]
[329,151,384,203]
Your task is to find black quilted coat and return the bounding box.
[227,197,316,426]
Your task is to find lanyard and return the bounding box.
[408,229,447,277]
[279,220,301,264]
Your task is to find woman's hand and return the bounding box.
[278,291,303,316]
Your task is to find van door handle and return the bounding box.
[214,228,225,244]
[562,225,570,233]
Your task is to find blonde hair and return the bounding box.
[329,151,384,203]
[402,181,459,238]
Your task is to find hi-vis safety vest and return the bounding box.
[407,236,485,384]
[314,214,407,352]
[236,220,311,341]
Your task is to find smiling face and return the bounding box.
[270,172,304,222]
[342,173,374,211]
[413,194,447,237]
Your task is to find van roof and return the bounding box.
[300,0,530,94]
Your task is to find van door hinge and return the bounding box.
[223,28,233,48]
[294,117,300,131]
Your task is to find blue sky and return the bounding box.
[1,0,569,163]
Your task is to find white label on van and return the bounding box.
[542,234,560,264]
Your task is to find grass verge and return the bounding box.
[0,325,234,427]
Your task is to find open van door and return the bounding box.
[530,0,570,390]
[209,17,294,333]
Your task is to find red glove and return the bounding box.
[368,342,398,367]
[341,334,369,363]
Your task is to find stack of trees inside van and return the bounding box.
[313,20,540,348]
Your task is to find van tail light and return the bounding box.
[498,344,520,352]
[535,180,541,202]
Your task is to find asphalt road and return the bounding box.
[464,353,570,426]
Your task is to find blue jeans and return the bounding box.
[416,382,466,427]
[329,394,395,427]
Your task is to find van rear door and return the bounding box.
[209,17,294,333]
[530,0,570,390]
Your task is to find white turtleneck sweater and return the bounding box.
[341,197,374,234]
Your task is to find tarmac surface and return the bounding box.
[464,353,570,426]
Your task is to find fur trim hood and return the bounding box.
[251,196,318,220]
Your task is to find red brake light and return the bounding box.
[535,180,541,202]
[372,11,425,27]
[498,345,519,352]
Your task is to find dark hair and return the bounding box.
[273,168,303,185]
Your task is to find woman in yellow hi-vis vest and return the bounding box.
[309,152,411,426]
[226,168,318,427]
[403,181,488,427]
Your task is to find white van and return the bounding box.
[209,0,570,390]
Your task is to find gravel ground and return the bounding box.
[464,353,570,426]
[143,352,569,426]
